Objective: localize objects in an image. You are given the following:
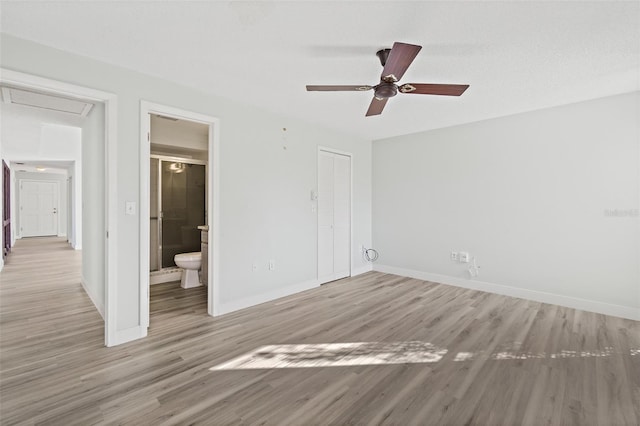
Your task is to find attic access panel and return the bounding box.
[1,86,94,117]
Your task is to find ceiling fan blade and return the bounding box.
[380,42,422,83]
[365,97,388,116]
[399,83,469,96]
[306,85,372,92]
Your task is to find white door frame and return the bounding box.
[140,101,221,328]
[317,146,353,283]
[67,175,73,245]
[18,179,60,237]
[0,68,119,346]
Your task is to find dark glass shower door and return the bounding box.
[150,158,206,271]
[159,160,206,269]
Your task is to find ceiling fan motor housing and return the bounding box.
[374,83,398,99]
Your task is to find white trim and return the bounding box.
[218,278,320,316]
[81,275,105,319]
[139,101,221,333]
[113,326,147,346]
[317,146,353,285]
[150,269,182,285]
[374,264,640,321]
[210,113,221,317]
[351,265,373,277]
[318,146,352,158]
[150,154,207,165]
[0,68,119,347]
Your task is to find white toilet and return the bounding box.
[174,252,202,289]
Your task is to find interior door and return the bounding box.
[318,150,351,284]
[2,160,10,257]
[20,180,58,237]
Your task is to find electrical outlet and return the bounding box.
[268,260,275,271]
[450,251,458,261]
[459,252,470,263]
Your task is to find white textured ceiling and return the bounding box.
[2,1,638,140]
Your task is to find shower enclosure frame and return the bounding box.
[150,154,207,273]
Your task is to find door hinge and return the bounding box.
[147,132,150,142]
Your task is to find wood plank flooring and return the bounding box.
[1,237,639,425]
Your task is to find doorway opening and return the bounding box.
[0,69,118,346]
[140,102,220,331]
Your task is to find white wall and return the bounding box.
[0,104,82,248]
[81,103,105,317]
[0,34,373,337]
[150,114,208,151]
[14,171,68,238]
[373,92,640,320]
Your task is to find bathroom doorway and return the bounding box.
[140,102,220,332]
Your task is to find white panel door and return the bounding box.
[20,180,58,237]
[318,150,351,284]
[317,151,334,279]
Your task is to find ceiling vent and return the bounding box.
[1,86,94,117]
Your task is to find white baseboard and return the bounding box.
[108,325,147,347]
[374,265,640,321]
[150,269,182,285]
[352,264,373,276]
[217,278,320,316]
[81,275,105,319]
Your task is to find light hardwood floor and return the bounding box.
[1,237,638,425]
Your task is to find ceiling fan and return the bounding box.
[306,42,469,117]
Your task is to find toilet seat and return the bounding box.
[175,252,200,262]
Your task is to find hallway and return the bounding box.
[0,237,102,356]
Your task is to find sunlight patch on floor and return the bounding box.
[210,341,447,370]
[212,342,640,371]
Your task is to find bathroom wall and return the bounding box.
[150,114,208,152]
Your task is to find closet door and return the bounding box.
[318,150,351,284]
